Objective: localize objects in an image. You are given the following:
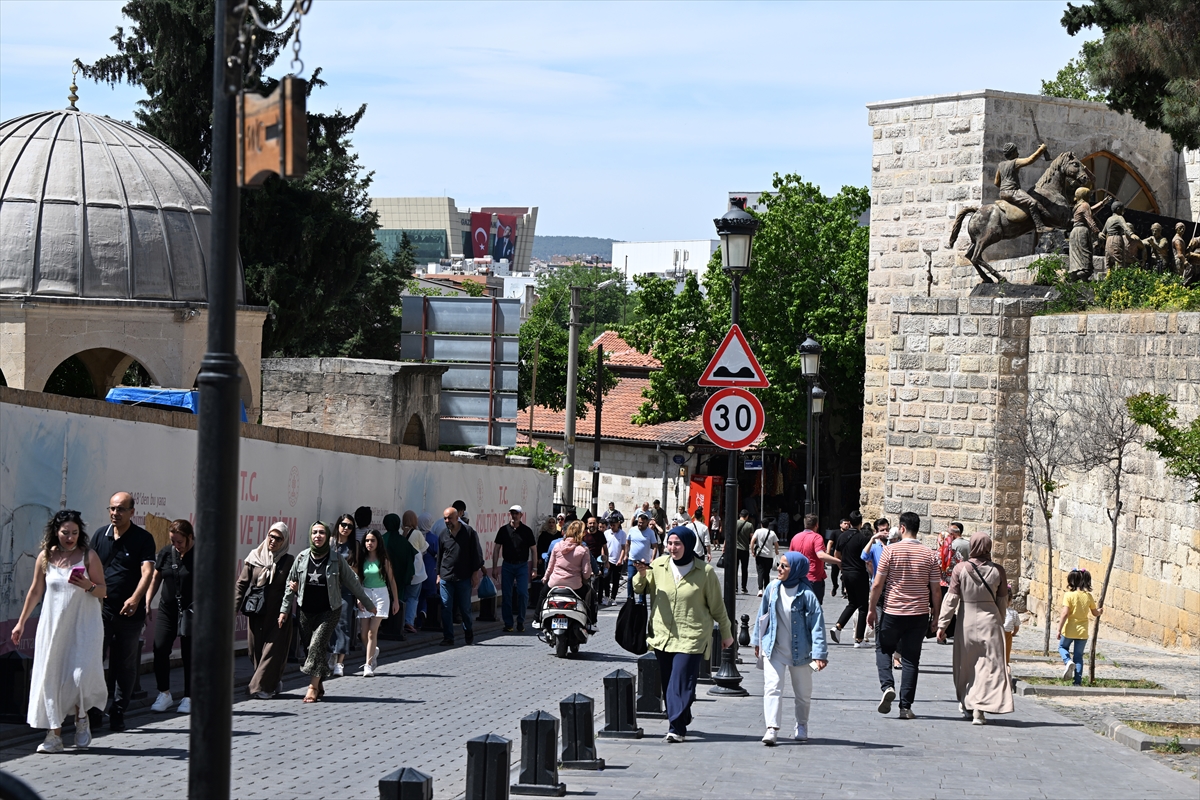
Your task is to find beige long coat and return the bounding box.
[937,558,1014,714]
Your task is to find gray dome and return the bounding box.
[0,109,242,302]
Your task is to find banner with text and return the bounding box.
[0,399,552,655]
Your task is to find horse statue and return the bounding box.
[948,150,1093,283]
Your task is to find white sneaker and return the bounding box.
[150,691,174,712]
[176,697,191,714]
[363,664,375,677]
[761,728,777,746]
[74,714,91,749]
[972,710,986,725]
[1062,661,1075,680]
[37,732,64,754]
[333,662,344,677]
[252,691,274,700]
[664,732,684,743]
[828,627,840,644]
[877,687,896,714]
[793,723,808,741]
[853,641,865,648]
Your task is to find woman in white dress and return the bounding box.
[10,510,108,753]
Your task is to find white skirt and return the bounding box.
[357,586,390,619]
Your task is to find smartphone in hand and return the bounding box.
[70,566,87,582]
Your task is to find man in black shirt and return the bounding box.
[829,511,872,647]
[437,507,484,646]
[90,491,156,730]
[490,505,536,633]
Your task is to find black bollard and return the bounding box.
[634,652,665,719]
[379,767,433,800]
[511,711,566,796]
[476,593,497,622]
[697,643,713,685]
[559,693,604,770]
[597,669,643,739]
[739,614,751,647]
[466,734,511,800]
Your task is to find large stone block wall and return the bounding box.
[1022,312,1200,650]
[261,358,446,450]
[862,294,1040,579]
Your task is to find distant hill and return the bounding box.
[532,236,618,261]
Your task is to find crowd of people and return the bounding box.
[11,488,1103,755]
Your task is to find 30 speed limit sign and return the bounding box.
[702,388,765,450]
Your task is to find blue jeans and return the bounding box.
[1059,636,1086,685]
[500,562,530,627]
[403,582,422,627]
[626,562,648,602]
[440,579,473,641]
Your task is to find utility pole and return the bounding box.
[190,0,240,796]
[591,343,604,515]
[562,286,582,513]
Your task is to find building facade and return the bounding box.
[370,196,538,273]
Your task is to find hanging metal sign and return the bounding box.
[237,75,307,187]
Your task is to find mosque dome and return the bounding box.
[0,108,242,302]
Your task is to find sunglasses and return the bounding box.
[338,522,353,528]
[268,533,285,541]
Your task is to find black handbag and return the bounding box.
[241,584,266,615]
[716,551,727,569]
[614,594,649,655]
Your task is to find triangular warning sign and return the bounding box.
[699,324,769,388]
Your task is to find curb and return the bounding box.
[1104,717,1200,753]
[1014,679,1192,699]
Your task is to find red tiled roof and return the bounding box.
[519,377,703,446]
[592,331,661,369]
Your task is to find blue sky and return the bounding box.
[1,1,1094,241]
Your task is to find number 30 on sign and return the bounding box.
[702,388,765,450]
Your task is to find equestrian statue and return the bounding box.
[948,144,1092,283]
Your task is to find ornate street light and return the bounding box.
[709,199,759,698]
[810,385,826,415]
[799,335,822,378]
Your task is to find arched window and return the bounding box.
[1081,151,1158,213]
[403,414,426,450]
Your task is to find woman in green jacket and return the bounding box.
[278,521,375,703]
[633,526,733,743]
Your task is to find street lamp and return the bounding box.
[799,336,823,516]
[710,198,759,698]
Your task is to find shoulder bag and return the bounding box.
[614,592,649,655]
[240,567,266,615]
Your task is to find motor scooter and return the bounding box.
[537,586,590,658]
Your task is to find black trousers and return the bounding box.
[102,609,146,717]
[754,556,774,592]
[835,572,870,641]
[735,549,750,591]
[829,564,840,592]
[153,602,191,696]
[606,563,623,599]
[875,612,929,710]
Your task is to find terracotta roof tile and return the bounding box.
[591,331,660,369]
[519,377,703,446]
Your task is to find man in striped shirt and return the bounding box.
[866,511,941,718]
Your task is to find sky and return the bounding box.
[0,1,1096,241]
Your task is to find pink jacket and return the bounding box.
[545,542,593,590]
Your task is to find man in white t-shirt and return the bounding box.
[688,510,711,562]
[750,522,780,595]
[603,516,628,606]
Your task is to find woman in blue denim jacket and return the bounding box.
[750,551,828,746]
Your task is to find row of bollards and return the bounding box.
[383,647,751,799]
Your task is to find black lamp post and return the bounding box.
[798,336,822,517]
[810,384,825,520]
[709,198,758,697]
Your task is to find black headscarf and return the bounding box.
[667,525,696,567]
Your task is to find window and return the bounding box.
[1081,152,1158,213]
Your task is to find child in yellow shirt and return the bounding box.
[1057,569,1102,685]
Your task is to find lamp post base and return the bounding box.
[707,644,748,696]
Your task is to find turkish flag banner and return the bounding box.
[493,214,518,262]
[470,212,493,258]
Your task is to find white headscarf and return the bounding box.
[245,521,290,586]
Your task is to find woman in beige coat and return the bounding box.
[936,532,1013,725]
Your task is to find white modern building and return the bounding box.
[610,240,719,281]
[370,197,539,274]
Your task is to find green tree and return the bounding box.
[1041,55,1107,102]
[1062,0,1200,150]
[1127,392,1200,502]
[519,263,624,417]
[623,175,869,505]
[81,1,408,360]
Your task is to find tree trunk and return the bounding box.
[1041,510,1054,656]
[1089,486,1122,684]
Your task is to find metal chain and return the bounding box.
[230,0,312,85]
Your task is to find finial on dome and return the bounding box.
[68,64,79,111]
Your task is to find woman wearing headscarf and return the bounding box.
[236,521,295,698]
[633,526,733,743]
[936,532,1013,725]
[329,513,359,676]
[279,521,375,703]
[750,551,828,745]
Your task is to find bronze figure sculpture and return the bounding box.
[1103,201,1141,269]
[1068,186,1108,280]
[948,149,1092,283]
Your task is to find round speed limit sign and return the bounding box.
[702,388,765,450]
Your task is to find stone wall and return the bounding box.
[261,358,446,450]
[527,435,680,515]
[862,293,1042,579]
[1022,312,1200,650]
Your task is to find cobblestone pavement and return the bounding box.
[2,582,1197,799]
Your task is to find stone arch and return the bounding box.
[41,348,164,399]
[189,358,255,421]
[25,328,177,397]
[402,414,426,449]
